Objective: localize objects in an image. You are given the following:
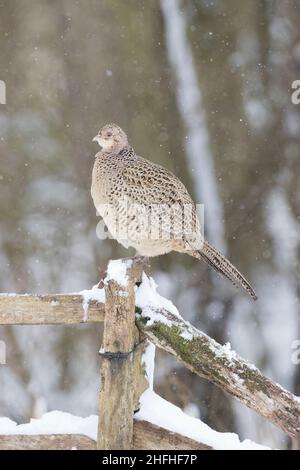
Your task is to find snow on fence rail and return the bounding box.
[0,258,299,450]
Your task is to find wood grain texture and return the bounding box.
[133,420,212,450]
[0,294,104,324]
[97,259,148,450]
[0,434,95,450]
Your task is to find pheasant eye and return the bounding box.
[107,132,112,137]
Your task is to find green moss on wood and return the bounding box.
[141,319,230,387]
[238,364,271,396]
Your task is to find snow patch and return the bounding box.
[180,329,194,341]
[0,411,97,441]
[137,326,269,450]
[136,389,269,450]
[142,342,156,389]
[79,285,105,322]
[105,259,132,287]
[0,406,269,451]
[136,273,183,326]
[209,341,240,366]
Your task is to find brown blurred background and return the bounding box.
[0,0,300,449]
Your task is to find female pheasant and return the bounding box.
[92,123,257,300]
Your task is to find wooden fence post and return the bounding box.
[97,260,148,450]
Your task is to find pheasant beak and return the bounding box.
[93,135,100,143]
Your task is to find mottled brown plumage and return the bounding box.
[91,123,257,300]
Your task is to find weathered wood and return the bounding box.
[133,420,212,450]
[0,420,211,450]
[0,294,105,325]
[132,340,149,412]
[136,306,300,442]
[98,260,148,450]
[0,434,95,450]
[0,259,146,326]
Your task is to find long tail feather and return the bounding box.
[194,241,257,301]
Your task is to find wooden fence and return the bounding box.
[0,258,299,450]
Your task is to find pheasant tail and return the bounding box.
[193,241,257,301]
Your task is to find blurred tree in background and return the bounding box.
[0,0,300,449]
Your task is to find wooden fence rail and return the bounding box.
[0,421,211,451]
[0,258,299,449]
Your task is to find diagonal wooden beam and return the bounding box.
[135,306,300,442]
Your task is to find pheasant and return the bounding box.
[92,123,257,300]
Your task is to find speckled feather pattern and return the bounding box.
[92,146,201,256]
